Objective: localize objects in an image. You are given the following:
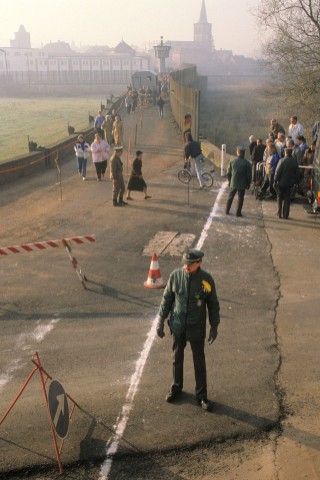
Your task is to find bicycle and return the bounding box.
[178,158,214,188]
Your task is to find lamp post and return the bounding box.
[0,48,8,84]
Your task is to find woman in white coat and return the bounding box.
[74,134,91,180]
[91,133,110,181]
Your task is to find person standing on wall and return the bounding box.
[225,146,252,217]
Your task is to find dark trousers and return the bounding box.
[171,332,207,402]
[226,188,245,215]
[94,160,107,179]
[277,186,291,219]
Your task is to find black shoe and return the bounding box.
[119,200,128,205]
[199,399,212,411]
[113,201,122,207]
[236,213,243,217]
[225,211,230,215]
[165,390,182,403]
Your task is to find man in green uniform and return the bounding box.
[156,248,220,411]
[110,146,127,207]
[226,146,252,217]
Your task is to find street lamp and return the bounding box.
[0,48,8,84]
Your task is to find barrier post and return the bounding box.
[221,144,227,177]
[62,239,88,289]
[54,153,62,201]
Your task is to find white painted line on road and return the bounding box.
[99,315,158,480]
[98,180,229,480]
[0,318,60,391]
[197,180,229,250]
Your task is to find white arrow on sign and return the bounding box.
[53,394,65,427]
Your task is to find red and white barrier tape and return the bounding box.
[0,235,95,256]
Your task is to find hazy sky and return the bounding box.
[0,0,261,57]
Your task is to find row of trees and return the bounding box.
[255,0,320,119]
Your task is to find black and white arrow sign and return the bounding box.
[48,380,69,439]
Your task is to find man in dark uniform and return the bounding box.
[226,146,252,217]
[274,148,299,219]
[156,248,220,411]
[110,146,127,207]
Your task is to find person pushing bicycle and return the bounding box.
[184,132,205,189]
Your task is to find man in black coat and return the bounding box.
[226,146,252,217]
[274,148,299,219]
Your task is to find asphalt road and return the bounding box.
[1,102,281,479]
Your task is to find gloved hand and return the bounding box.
[208,326,218,345]
[156,317,165,338]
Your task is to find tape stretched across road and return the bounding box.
[0,235,95,256]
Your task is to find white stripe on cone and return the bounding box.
[144,253,166,289]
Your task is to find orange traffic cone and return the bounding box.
[144,253,166,289]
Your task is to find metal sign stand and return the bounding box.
[0,352,81,475]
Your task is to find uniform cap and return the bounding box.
[236,145,246,152]
[182,248,204,264]
[136,150,143,155]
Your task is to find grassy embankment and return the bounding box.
[201,81,289,156]
[0,97,110,164]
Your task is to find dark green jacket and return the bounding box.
[158,267,220,341]
[274,155,299,188]
[227,156,252,190]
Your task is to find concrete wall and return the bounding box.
[169,64,207,141]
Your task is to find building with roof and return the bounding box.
[0,28,150,86]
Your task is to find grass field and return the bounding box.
[0,96,117,163]
[201,81,290,155]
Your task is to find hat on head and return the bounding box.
[114,146,123,151]
[182,248,204,264]
[136,150,143,155]
[236,145,246,152]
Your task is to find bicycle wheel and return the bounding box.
[201,172,213,188]
[178,169,191,184]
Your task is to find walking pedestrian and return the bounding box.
[101,115,113,144]
[126,150,151,200]
[156,96,165,118]
[112,115,124,146]
[225,146,252,217]
[110,146,127,207]
[274,148,299,219]
[91,133,110,181]
[156,248,220,411]
[94,110,105,138]
[74,134,90,180]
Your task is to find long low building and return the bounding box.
[0,25,150,85]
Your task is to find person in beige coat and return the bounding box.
[101,115,113,144]
[112,115,124,146]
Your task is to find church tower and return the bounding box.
[194,0,214,52]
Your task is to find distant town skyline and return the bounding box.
[0,0,261,58]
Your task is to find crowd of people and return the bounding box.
[247,116,318,218]
[74,102,156,206]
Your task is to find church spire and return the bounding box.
[199,0,208,23]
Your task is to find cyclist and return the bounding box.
[184,132,205,189]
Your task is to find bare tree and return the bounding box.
[255,0,320,119]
